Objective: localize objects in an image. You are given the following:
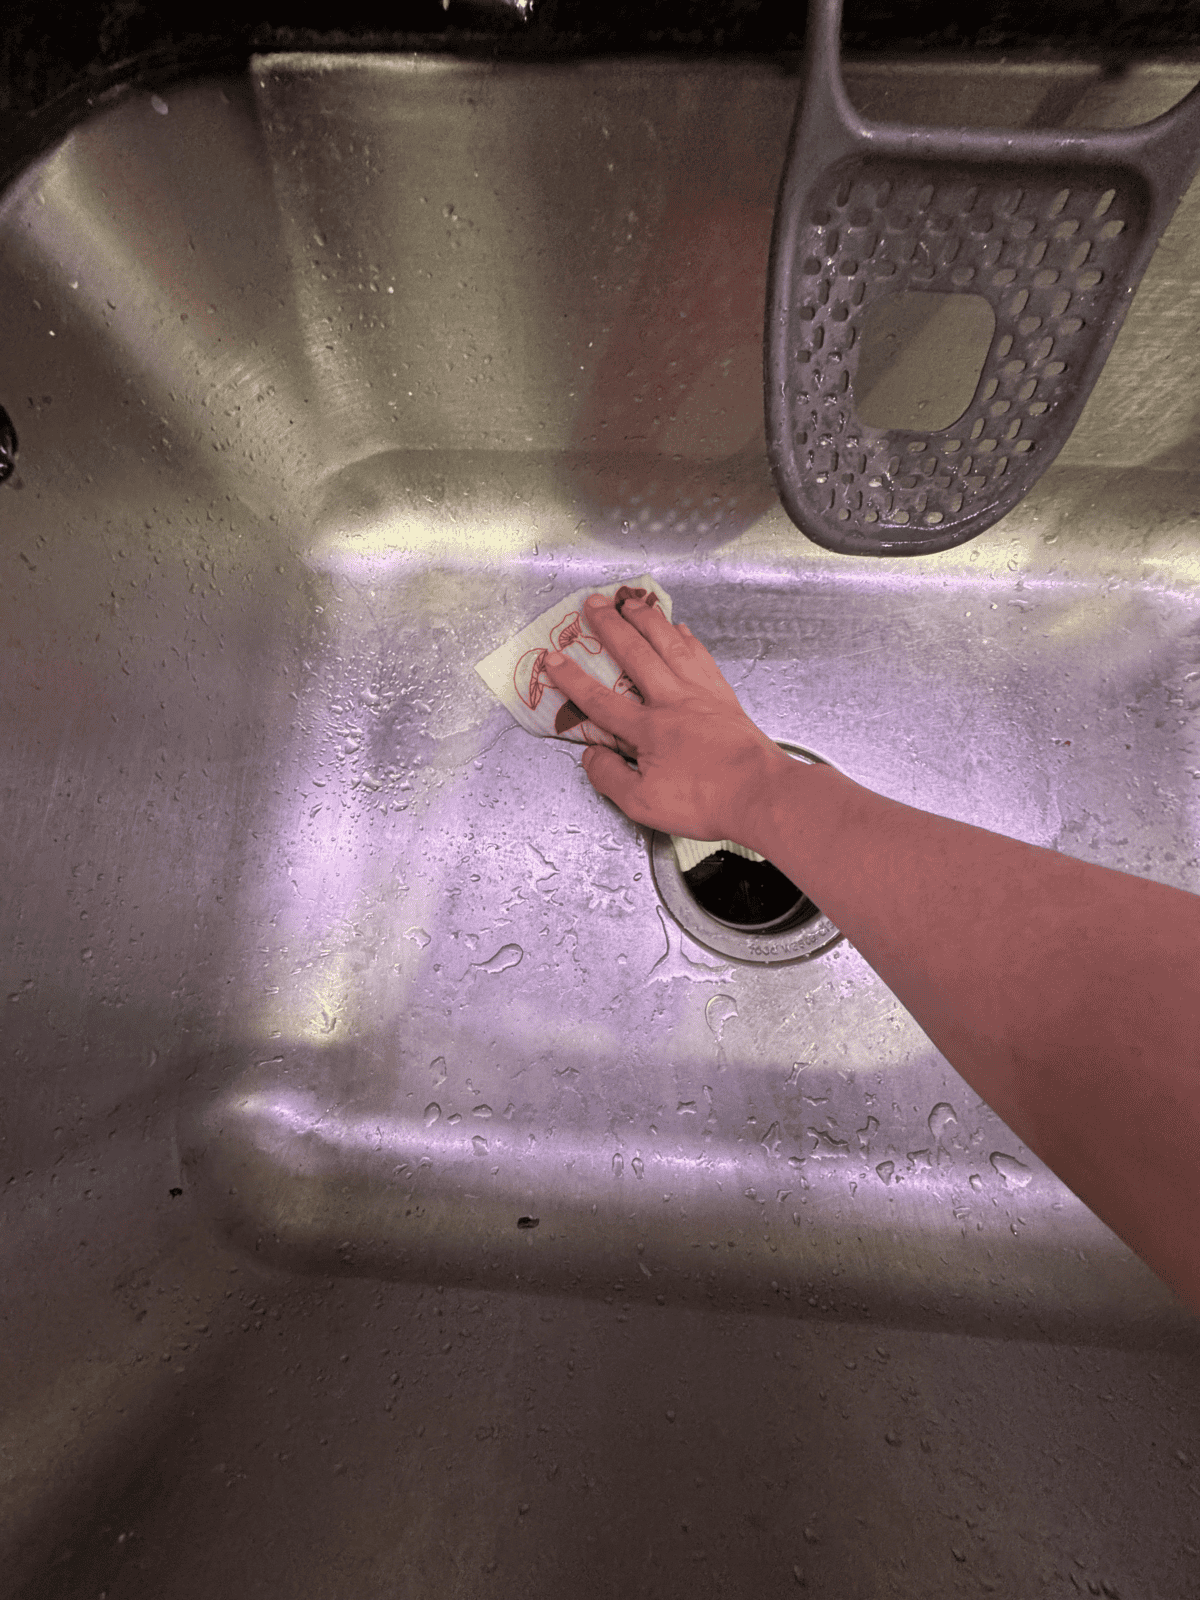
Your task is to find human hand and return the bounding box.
[542,592,792,847]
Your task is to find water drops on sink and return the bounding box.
[928,1102,958,1142]
[990,1152,1032,1187]
[704,994,738,1039]
[471,943,524,975]
[856,1115,879,1149]
[424,1102,441,1127]
[810,1129,849,1158]
[760,1121,783,1155]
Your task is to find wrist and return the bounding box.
[737,745,812,859]
[740,749,863,878]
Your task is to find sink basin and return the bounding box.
[4,49,1200,1599]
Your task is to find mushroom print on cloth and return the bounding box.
[474,574,674,754]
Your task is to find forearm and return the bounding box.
[748,758,1200,1315]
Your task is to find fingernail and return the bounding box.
[585,593,609,609]
[545,650,565,667]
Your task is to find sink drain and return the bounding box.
[649,744,842,965]
[682,849,816,932]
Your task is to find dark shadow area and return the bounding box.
[682,848,818,930]
[8,2,1200,194]
[7,1280,272,1600]
[16,1268,1200,1600]
[205,1217,1200,1356]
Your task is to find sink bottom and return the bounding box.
[4,46,1200,1600]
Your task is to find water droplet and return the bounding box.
[990,1152,1032,1187]
[472,1135,488,1156]
[810,1129,849,1158]
[705,994,738,1039]
[969,1173,984,1192]
[631,1155,644,1179]
[81,948,93,962]
[875,1161,895,1184]
[405,927,431,948]
[473,1104,492,1119]
[474,943,524,975]
[676,1100,696,1115]
[151,94,169,115]
[928,1101,958,1141]
[612,1152,624,1177]
[423,1102,441,1126]
[430,1055,447,1084]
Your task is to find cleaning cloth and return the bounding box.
[473,572,766,874]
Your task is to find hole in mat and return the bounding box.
[854,291,995,431]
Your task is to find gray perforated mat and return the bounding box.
[766,0,1200,555]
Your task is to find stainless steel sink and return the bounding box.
[4,50,1200,1599]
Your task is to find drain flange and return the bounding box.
[649,744,842,965]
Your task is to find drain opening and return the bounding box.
[649,743,841,966]
[682,850,820,932]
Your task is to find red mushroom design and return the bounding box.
[512,587,661,743]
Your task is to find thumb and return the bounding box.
[582,744,646,821]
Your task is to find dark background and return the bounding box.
[4,1,1200,187]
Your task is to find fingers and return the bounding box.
[581,742,646,821]
[543,591,721,754]
[542,647,644,746]
[583,593,688,703]
[608,596,741,707]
